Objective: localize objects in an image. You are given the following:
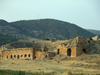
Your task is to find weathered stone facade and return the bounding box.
[0,47,55,60]
[55,36,88,57]
[1,48,35,60]
[0,36,98,60]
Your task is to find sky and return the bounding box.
[0,0,100,30]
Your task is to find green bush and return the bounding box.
[18,70,25,75]
[45,38,50,40]
[89,38,93,40]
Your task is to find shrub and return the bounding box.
[89,38,93,40]
[18,70,25,75]
[45,38,50,40]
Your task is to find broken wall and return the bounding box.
[92,35,98,41]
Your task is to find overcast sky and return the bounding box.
[0,0,100,30]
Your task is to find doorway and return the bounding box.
[17,55,19,59]
[82,49,86,53]
[57,49,60,54]
[45,55,47,58]
[67,48,71,56]
[11,55,12,58]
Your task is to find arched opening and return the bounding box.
[17,55,19,59]
[14,55,16,58]
[45,55,47,58]
[82,49,86,53]
[67,48,71,56]
[6,56,8,59]
[11,55,12,58]
[35,56,36,59]
[28,54,30,57]
[88,40,90,43]
[21,55,23,57]
[24,54,27,57]
[57,49,60,54]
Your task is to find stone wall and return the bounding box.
[1,48,35,60]
[77,36,88,47]
[71,47,77,57]
[41,47,48,52]
[48,52,56,57]
[92,35,98,41]
[35,51,50,59]
[55,44,77,57]
[35,51,55,59]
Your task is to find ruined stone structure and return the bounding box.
[0,36,98,60]
[0,45,55,60]
[1,48,35,60]
[55,36,88,57]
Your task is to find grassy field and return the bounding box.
[0,54,100,75]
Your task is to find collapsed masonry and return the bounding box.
[0,35,99,60]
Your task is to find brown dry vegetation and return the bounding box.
[0,54,100,75]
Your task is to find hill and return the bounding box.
[0,19,95,40]
[87,29,100,37]
[0,34,18,46]
[0,19,31,39]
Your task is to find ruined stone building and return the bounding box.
[0,42,55,60]
[0,35,99,60]
[55,36,89,57]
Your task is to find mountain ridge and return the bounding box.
[0,19,95,40]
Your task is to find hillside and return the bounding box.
[0,19,95,40]
[87,29,100,37]
[87,29,100,35]
[0,19,31,39]
[0,34,18,46]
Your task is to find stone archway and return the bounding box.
[35,56,36,59]
[82,49,86,53]
[57,49,60,54]
[11,55,12,58]
[45,55,47,58]
[17,55,19,59]
[67,48,71,56]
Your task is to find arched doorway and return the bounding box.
[67,48,71,56]
[82,49,86,53]
[57,49,60,54]
[45,55,47,58]
[17,55,19,59]
[11,55,12,58]
[35,56,36,59]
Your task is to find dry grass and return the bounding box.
[0,54,100,75]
